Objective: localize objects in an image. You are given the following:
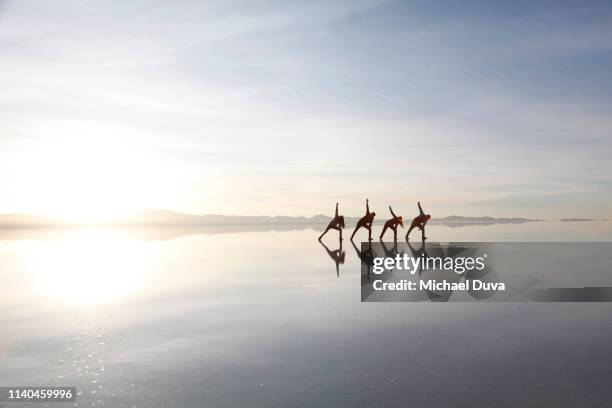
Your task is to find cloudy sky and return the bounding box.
[1,0,611,220]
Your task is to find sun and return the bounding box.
[16,130,163,223]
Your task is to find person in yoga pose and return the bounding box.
[380,206,403,241]
[406,201,431,241]
[319,202,345,240]
[351,199,376,241]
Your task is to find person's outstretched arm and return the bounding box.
[389,206,397,218]
[335,203,339,218]
[366,199,370,214]
[418,201,425,216]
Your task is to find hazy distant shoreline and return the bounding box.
[0,209,545,228]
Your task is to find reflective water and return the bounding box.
[1,221,612,407]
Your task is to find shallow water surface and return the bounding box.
[1,221,612,407]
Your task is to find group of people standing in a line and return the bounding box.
[319,200,431,242]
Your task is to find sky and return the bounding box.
[1,0,611,221]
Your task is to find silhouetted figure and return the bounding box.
[351,199,376,241]
[319,203,345,240]
[406,201,431,241]
[380,206,403,241]
[318,237,345,277]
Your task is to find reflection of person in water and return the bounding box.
[351,199,376,241]
[406,201,431,241]
[319,203,345,240]
[318,237,345,277]
[351,239,374,280]
[406,240,428,274]
[380,206,403,241]
[380,239,402,259]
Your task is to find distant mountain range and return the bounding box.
[0,213,56,227]
[0,210,538,227]
[559,218,596,222]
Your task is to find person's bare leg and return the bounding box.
[393,226,397,241]
[319,226,331,240]
[339,228,343,241]
[406,224,415,240]
[367,225,372,241]
[351,224,361,241]
[421,227,427,241]
[380,224,389,240]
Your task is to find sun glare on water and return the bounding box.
[31,229,152,306]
